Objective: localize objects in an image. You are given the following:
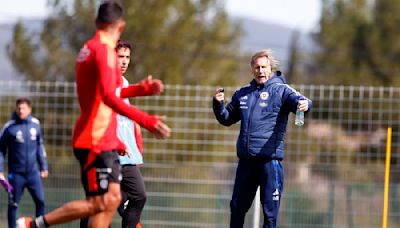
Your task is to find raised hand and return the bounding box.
[140,75,164,95]
[151,116,171,139]
[214,88,225,102]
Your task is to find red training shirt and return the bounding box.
[73,30,158,153]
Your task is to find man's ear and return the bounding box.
[118,19,126,33]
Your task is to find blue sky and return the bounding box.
[0,0,321,32]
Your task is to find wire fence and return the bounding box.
[0,81,400,227]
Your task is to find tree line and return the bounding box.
[7,0,400,87]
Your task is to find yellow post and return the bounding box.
[382,127,392,228]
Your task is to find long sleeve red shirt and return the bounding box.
[73,30,158,153]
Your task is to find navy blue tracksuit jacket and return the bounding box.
[0,113,48,228]
[0,113,48,173]
[213,72,312,228]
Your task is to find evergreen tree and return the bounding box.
[286,30,302,84]
[368,0,400,85]
[311,0,400,86]
[7,0,241,85]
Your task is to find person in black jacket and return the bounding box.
[213,49,312,228]
[0,97,48,228]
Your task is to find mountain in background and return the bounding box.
[0,17,314,80]
[234,17,314,61]
[235,17,296,56]
[0,19,44,80]
[0,23,18,80]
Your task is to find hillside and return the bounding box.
[0,17,313,80]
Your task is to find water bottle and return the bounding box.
[295,107,304,126]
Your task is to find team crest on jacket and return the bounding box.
[30,128,37,140]
[260,92,269,100]
[16,130,24,143]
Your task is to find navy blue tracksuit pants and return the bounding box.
[230,159,284,228]
[8,171,45,228]
[117,164,147,228]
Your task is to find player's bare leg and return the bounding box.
[88,183,121,227]
[34,183,120,227]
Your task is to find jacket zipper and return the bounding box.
[247,89,260,152]
[24,122,29,173]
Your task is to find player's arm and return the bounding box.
[97,47,161,133]
[282,85,312,114]
[133,123,143,153]
[0,125,9,176]
[213,89,240,126]
[121,75,164,98]
[35,124,48,178]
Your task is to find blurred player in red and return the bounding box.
[17,1,170,228]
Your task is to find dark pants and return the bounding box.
[117,164,146,228]
[230,159,284,228]
[75,149,121,228]
[8,171,45,228]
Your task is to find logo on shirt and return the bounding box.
[16,130,24,143]
[240,96,248,109]
[97,168,111,190]
[272,189,280,201]
[30,128,37,140]
[115,87,121,97]
[260,92,269,100]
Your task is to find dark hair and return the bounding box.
[116,40,132,51]
[16,97,32,107]
[95,1,124,28]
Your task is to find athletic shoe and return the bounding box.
[16,217,32,228]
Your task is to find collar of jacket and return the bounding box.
[250,71,287,88]
[12,112,32,123]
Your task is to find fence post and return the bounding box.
[328,183,335,228]
[346,185,354,228]
[382,127,392,228]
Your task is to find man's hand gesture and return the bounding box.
[140,75,164,95]
[152,116,171,139]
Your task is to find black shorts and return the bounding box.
[74,148,121,196]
